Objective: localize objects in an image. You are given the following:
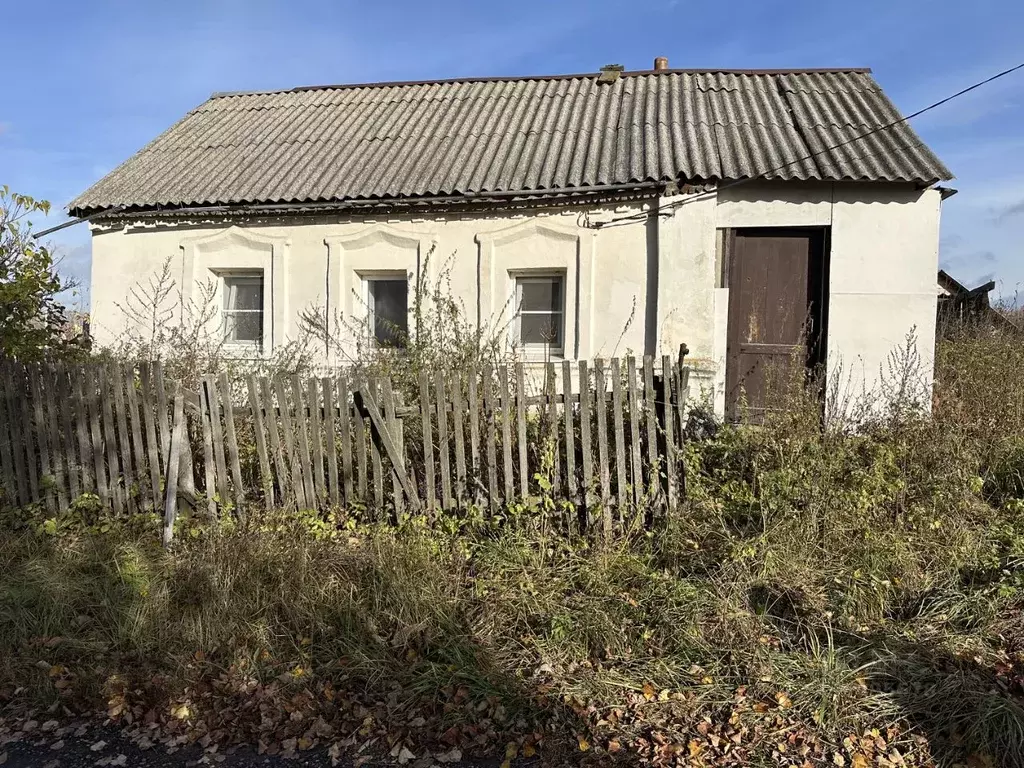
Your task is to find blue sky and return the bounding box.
[2,0,1022,309]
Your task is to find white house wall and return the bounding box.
[89,182,941,417]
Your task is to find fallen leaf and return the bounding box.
[852,755,869,768]
[0,752,7,765]
[91,741,108,752]
[397,746,415,764]
[49,740,64,750]
[642,682,656,701]
[833,753,846,767]
[688,739,703,757]
[578,736,590,752]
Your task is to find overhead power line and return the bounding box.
[591,61,1024,230]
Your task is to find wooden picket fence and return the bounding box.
[0,350,692,541]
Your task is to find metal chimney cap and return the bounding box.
[654,56,669,71]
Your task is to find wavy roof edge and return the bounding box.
[207,66,875,99]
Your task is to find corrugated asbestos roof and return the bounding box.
[68,68,952,215]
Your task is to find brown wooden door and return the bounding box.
[725,228,827,422]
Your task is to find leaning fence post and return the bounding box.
[163,391,185,547]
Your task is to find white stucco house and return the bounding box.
[68,61,952,419]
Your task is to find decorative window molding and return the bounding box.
[179,226,288,356]
[475,219,595,359]
[324,225,437,362]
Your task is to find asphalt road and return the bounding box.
[0,724,511,768]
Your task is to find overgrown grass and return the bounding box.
[4,326,1024,766]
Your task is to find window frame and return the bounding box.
[514,272,566,358]
[362,272,410,349]
[220,270,266,352]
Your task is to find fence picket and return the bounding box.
[545,363,561,494]
[261,377,289,508]
[198,378,217,518]
[515,364,528,500]
[110,365,136,513]
[419,373,436,511]
[451,376,467,504]
[57,366,81,501]
[139,364,162,500]
[98,367,124,513]
[611,359,627,517]
[561,360,576,505]
[163,391,185,547]
[247,376,274,509]
[353,375,368,502]
[383,379,403,517]
[435,372,453,509]
[292,375,316,508]
[274,376,305,510]
[338,374,356,505]
[661,356,677,510]
[594,359,611,526]
[482,365,499,513]
[16,365,41,504]
[29,368,56,511]
[578,360,594,523]
[75,370,95,494]
[368,379,384,512]
[323,377,340,508]
[643,357,658,499]
[307,377,326,505]
[626,357,642,507]
[0,365,18,505]
[154,362,171,470]
[85,367,109,506]
[499,365,514,504]
[468,370,481,484]
[217,373,245,510]
[124,366,149,509]
[205,375,230,510]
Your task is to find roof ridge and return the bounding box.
[209,67,874,99]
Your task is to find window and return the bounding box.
[366,277,408,347]
[515,274,564,355]
[222,273,264,348]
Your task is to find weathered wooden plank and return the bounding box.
[545,363,561,494]
[85,367,109,507]
[274,376,306,509]
[109,365,136,512]
[662,356,677,510]
[163,391,186,547]
[199,378,217,518]
[419,373,436,510]
[482,365,499,512]
[261,377,290,508]
[16,365,41,504]
[123,366,149,509]
[218,373,246,510]
[307,377,326,505]
[322,377,340,508]
[499,365,514,504]
[29,368,57,511]
[352,375,368,502]
[367,379,384,512]
[434,372,453,509]
[561,360,577,504]
[467,369,481,481]
[292,375,316,509]
[138,364,161,503]
[205,374,230,510]
[43,366,69,509]
[247,375,275,510]
[4,364,29,506]
[515,363,528,500]
[337,374,355,504]
[99,367,123,515]
[0,364,19,505]
[594,359,612,535]
[451,376,467,503]
[626,357,642,506]
[578,360,594,523]
[643,357,659,497]
[611,358,627,514]
[73,368,94,494]
[358,381,419,509]
[56,366,81,501]
[382,379,404,517]
[153,362,172,471]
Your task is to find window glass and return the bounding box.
[368,278,408,347]
[516,275,564,353]
[223,274,264,347]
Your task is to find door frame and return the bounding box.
[722,226,831,421]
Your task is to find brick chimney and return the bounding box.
[654,56,669,71]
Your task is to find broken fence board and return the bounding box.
[247,376,274,510]
[323,377,340,508]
